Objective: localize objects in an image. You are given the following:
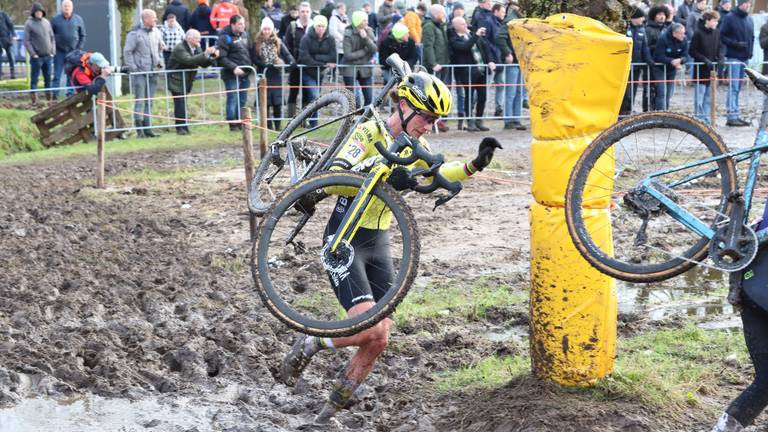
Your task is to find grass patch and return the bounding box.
[590,325,748,409]
[436,355,530,391]
[435,325,748,411]
[0,109,43,156]
[0,78,32,91]
[393,275,527,325]
[0,125,245,164]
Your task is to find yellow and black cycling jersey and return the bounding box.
[326,120,476,230]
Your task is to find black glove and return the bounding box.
[386,166,417,191]
[471,137,503,172]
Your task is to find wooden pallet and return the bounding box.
[30,89,125,147]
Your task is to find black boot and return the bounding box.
[475,119,490,131]
[143,119,158,138]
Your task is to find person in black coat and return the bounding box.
[163,0,191,31]
[646,4,670,54]
[448,15,495,132]
[653,22,688,111]
[689,11,721,123]
[620,7,655,115]
[298,15,337,127]
[283,1,313,119]
[252,18,294,130]
[217,15,252,129]
[190,0,214,48]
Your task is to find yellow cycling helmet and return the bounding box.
[397,72,452,116]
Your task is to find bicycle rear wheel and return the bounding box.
[565,112,737,283]
[248,90,355,215]
[253,171,420,337]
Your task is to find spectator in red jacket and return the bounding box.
[70,51,111,95]
[210,0,239,32]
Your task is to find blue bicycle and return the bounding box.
[565,68,768,283]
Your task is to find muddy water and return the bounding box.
[617,267,734,321]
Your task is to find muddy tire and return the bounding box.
[253,171,420,337]
[565,112,737,283]
[248,90,355,215]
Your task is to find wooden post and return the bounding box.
[258,78,268,158]
[710,70,717,126]
[96,91,106,189]
[242,107,257,241]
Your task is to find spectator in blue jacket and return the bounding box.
[620,7,655,115]
[51,0,86,98]
[720,0,753,126]
[190,0,215,49]
[653,22,688,110]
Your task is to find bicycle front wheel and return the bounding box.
[248,90,355,215]
[253,171,420,337]
[565,112,737,283]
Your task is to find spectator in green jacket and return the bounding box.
[421,3,449,131]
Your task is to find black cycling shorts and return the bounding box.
[323,196,394,311]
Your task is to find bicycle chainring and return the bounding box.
[708,223,758,272]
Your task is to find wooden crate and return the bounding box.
[30,89,125,147]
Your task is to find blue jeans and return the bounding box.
[493,68,504,113]
[302,70,322,127]
[53,51,74,98]
[694,83,711,123]
[654,65,676,111]
[343,74,372,108]
[727,58,746,121]
[224,75,250,121]
[504,64,523,125]
[130,73,158,126]
[30,55,53,96]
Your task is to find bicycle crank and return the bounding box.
[708,223,758,272]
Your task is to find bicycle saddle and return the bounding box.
[745,68,768,95]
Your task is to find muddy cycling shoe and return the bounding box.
[279,335,317,387]
[710,413,744,432]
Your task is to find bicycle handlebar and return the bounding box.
[374,134,463,210]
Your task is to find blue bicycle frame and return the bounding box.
[638,129,768,245]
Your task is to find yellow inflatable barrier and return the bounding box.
[509,14,631,385]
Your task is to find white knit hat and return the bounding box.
[261,17,275,31]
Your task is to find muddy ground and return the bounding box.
[0,122,765,432]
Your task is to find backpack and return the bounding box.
[63,49,89,78]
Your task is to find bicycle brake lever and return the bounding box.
[433,190,460,211]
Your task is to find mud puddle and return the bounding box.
[618,267,732,321]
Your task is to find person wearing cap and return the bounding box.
[70,52,111,95]
[720,0,753,127]
[620,7,654,116]
[342,10,377,108]
[167,29,219,135]
[298,14,337,127]
[51,0,86,99]
[251,17,294,131]
[25,2,56,103]
[378,22,416,83]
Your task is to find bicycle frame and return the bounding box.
[327,163,394,254]
[639,128,768,245]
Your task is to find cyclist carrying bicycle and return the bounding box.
[278,71,502,424]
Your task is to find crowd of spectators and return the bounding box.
[625,0,761,127]
[13,0,768,136]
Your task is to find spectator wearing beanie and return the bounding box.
[378,22,417,83]
[620,6,655,115]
